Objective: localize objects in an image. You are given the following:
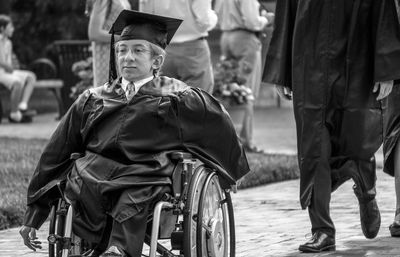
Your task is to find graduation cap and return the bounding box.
[108,10,183,83]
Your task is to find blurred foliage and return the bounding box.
[238,153,299,189]
[3,0,89,65]
[0,137,46,229]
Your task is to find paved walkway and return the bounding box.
[0,112,59,139]
[0,107,395,257]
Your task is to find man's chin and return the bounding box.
[121,73,139,81]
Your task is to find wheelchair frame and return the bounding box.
[47,151,235,257]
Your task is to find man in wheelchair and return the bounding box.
[19,10,250,257]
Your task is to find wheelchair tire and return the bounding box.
[48,204,57,257]
[48,199,88,257]
[49,200,66,257]
[183,166,235,257]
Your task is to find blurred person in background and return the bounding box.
[384,0,400,238]
[87,0,131,86]
[215,0,274,153]
[139,0,217,93]
[0,14,36,123]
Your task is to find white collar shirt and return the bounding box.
[121,76,153,99]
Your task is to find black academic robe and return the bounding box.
[23,79,249,242]
[263,0,400,209]
[382,82,400,176]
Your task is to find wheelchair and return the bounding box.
[47,151,235,257]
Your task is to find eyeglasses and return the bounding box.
[116,46,151,57]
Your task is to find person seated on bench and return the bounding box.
[0,14,36,123]
[19,10,250,257]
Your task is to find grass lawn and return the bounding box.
[0,137,47,229]
[239,153,299,189]
[0,137,299,230]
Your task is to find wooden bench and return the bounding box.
[49,40,91,117]
[29,58,64,117]
[0,59,64,121]
[0,40,91,120]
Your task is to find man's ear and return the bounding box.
[152,55,164,70]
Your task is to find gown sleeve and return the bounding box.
[262,0,298,89]
[373,0,400,82]
[177,88,250,187]
[23,91,91,229]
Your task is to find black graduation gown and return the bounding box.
[23,79,249,242]
[263,0,400,209]
[382,81,400,176]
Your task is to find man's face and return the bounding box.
[116,39,155,82]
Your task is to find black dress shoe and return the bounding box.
[389,221,400,237]
[299,231,335,253]
[353,185,381,239]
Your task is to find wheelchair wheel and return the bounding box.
[48,199,88,257]
[183,165,235,257]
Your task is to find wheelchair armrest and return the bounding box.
[169,151,193,162]
[56,180,67,197]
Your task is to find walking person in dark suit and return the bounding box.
[383,0,400,238]
[263,0,400,252]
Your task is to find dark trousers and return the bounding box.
[93,200,152,257]
[109,203,151,257]
[95,186,169,257]
[307,112,378,238]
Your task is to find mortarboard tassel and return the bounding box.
[109,31,117,84]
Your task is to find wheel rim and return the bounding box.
[198,173,230,257]
[183,166,234,257]
[206,217,224,257]
[183,166,209,257]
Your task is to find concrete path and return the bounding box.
[0,113,59,140]
[0,107,394,257]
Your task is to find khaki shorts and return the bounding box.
[0,69,36,90]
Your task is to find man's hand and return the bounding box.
[19,225,42,251]
[275,84,292,100]
[373,80,394,100]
